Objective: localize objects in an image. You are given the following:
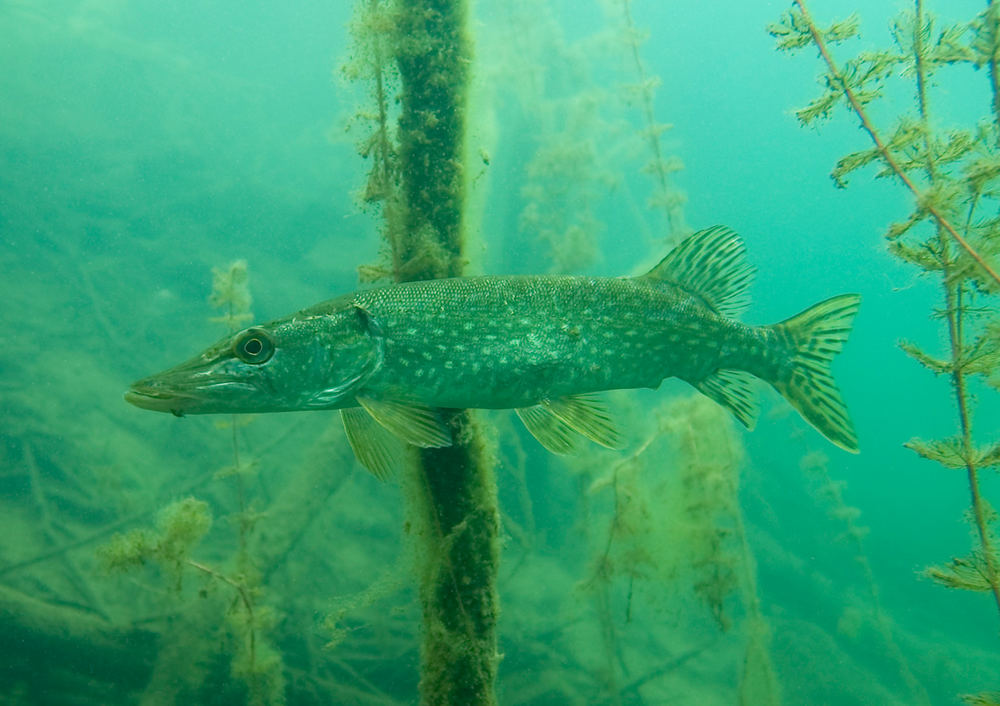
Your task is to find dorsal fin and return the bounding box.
[640,226,755,317]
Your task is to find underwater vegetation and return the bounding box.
[4,0,1000,704]
[347,1,503,704]
[100,263,287,705]
[771,0,1000,703]
[579,394,781,705]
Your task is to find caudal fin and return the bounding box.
[769,293,861,453]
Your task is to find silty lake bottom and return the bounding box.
[1,0,999,704]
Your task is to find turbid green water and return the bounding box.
[1,0,998,704]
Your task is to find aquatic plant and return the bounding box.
[209,260,266,579]
[663,395,781,706]
[485,0,611,274]
[610,0,688,244]
[209,259,254,331]
[348,1,500,704]
[582,394,780,703]
[343,0,404,283]
[98,497,285,706]
[98,497,212,584]
[770,1,1000,702]
[519,116,608,274]
[97,262,287,705]
[492,0,689,271]
[799,448,928,704]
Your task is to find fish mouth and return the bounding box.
[124,386,198,415]
[125,372,261,414]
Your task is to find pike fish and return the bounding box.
[126,226,860,478]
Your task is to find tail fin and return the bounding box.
[769,294,861,453]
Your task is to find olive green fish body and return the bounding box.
[351,275,765,409]
[126,226,861,478]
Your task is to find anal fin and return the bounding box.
[695,369,759,429]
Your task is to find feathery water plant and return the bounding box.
[612,0,688,245]
[99,262,286,705]
[771,2,1000,701]
[582,395,780,703]
[798,449,928,704]
[208,260,266,575]
[98,498,285,705]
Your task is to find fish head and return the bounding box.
[125,300,380,415]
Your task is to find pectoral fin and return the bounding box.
[356,396,452,448]
[341,407,403,481]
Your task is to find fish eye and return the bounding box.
[233,328,274,365]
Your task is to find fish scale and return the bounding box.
[353,275,747,409]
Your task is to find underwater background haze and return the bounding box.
[1,0,999,703]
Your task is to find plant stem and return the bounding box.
[390,0,500,702]
[792,0,1000,288]
[186,559,257,675]
[619,0,684,242]
[943,279,1000,615]
[910,0,1000,621]
[986,0,1000,137]
[893,2,989,681]
[916,0,1000,642]
[796,0,1000,619]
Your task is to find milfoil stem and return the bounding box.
[185,559,257,686]
[794,0,1000,619]
[911,0,1000,621]
[791,0,1000,289]
[944,281,1000,616]
[987,0,1000,138]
